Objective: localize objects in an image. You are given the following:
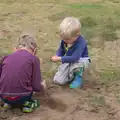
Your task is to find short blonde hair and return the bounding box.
[16,33,37,51]
[59,17,81,39]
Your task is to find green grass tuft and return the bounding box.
[89,95,106,107]
[68,3,103,9]
[81,16,97,28]
[100,69,120,86]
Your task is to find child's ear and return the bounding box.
[33,48,37,55]
[77,32,80,36]
[13,48,17,52]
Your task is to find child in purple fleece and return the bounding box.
[51,17,90,88]
[0,34,46,113]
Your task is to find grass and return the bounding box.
[89,95,106,107]
[100,69,120,85]
[48,1,120,44]
[67,3,119,42]
[67,3,103,9]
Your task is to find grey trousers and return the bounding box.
[53,58,90,85]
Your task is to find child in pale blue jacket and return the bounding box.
[51,17,90,89]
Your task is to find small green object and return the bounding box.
[3,103,11,109]
[69,67,84,89]
[32,100,40,108]
[23,107,33,113]
[23,100,40,113]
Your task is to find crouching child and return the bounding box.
[51,17,90,89]
[0,34,46,113]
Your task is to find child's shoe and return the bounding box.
[3,103,11,109]
[23,100,40,113]
[69,75,83,89]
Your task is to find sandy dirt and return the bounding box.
[0,78,120,120]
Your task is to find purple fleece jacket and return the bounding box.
[0,50,43,96]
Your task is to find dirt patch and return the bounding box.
[0,82,119,120]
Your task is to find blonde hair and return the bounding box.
[16,33,37,51]
[59,17,81,39]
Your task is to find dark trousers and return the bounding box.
[0,93,32,105]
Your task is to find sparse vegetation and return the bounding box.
[89,95,106,107]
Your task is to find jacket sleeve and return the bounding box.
[0,62,2,78]
[61,42,86,63]
[0,56,8,78]
[56,40,65,57]
[32,57,43,92]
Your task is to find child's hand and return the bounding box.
[41,80,47,90]
[51,56,61,62]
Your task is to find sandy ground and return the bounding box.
[0,78,120,120]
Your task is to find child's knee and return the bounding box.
[53,76,66,85]
[53,70,69,85]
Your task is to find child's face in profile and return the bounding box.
[62,32,80,44]
[63,36,78,44]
